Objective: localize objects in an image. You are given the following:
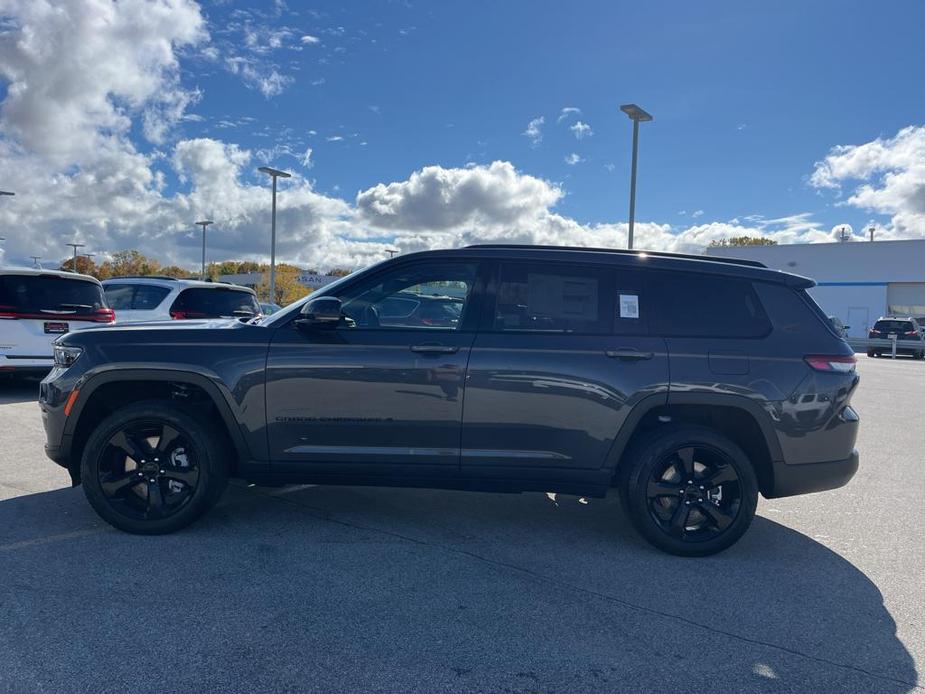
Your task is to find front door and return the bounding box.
[461,261,669,473]
[266,259,482,475]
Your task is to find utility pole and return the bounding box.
[66,243,85,273]
[195,220,213,280]
[258,167,292,303]
[619,104,653,250]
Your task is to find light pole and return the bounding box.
[30,255,41,268]
[258,166,291,303]
[66,242,85,273]
[195,220,213,280]
[0,191,13,198]
[385,248,399,259]
[619,104,653,250]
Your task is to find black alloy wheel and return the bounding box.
[81,401,228,534]
[645,445,742,542]
[96,420,200,521]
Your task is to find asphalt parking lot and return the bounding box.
[0,356,922,694]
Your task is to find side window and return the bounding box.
[649,272,771,338]
[338,262,477,330]
[104,284,134,310]
[492,262,612,334]
[132,285,170,310]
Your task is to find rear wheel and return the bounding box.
[866,349,875,358]
[81,401,229,534]
[915,350,924,360]
[620,426,758,556]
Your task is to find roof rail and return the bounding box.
[465,244,767,268]
[105,275,183,281]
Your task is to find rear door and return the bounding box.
[0,274,112,369]
[461,260,668,474]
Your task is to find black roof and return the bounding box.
[467,244,767,268]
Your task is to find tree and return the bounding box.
[328,267,354,277]
[97,250,162,278]
[59,256,98,276]
[708,236,777,248]
[160,265,195,279]
[256,266,311,306]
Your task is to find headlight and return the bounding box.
[53,345,83,368]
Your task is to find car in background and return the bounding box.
[371,291,464,328]
[0,268,114,376]
[102,277,261,323]
[867,316,925,359]
[828,315,849,339]
[259,302,282,315]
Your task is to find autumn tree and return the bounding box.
[708,236,777,247]
[58,256,99,276]
[256,266,311,306]
[97,250,162,279]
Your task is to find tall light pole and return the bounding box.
[258,166,291,303]
[620,104,653,250]
[66,242,85,273]
[385,248,399,259]
[30,256,41,268]
[195,220,213,280]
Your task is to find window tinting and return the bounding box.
[339,262,476,330]
[103,284,170,310]
[0,275,106,315]
[649,272,771,338]
[873,320,915,333]
[169,288,259,318]
[493,263,611,333]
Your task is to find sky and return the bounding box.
[0,0,924,270]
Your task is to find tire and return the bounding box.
[81,400,229,534]
[619,425,759,557]
[866,350,875,358]
[915,351,925,361]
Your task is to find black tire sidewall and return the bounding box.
[622,425,759,557]
[81,401,227,534]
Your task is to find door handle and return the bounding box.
[605,349,654,360]
[410,344,460,354]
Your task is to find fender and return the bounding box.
[63,366,256,465]
[603,390,784,473]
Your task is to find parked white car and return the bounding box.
[0,268,114,376]
[101,277,261,323]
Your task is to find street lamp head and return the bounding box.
[620,104,653,122]
[0,191,14,197]
[195,220,213,227]
[258,166,292,178]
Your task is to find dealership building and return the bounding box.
[707,239,925,338]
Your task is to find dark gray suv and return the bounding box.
[39,245,860,556]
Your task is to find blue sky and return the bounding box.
[177,0,923,229]
[1,0,924,268]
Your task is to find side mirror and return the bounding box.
[296,296,342,328]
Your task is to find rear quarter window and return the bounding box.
[649,271,771,338]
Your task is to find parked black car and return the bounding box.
[39,245,860,556]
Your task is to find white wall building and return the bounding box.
[706,239,925,337]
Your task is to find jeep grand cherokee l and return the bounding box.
[39,245,860,556]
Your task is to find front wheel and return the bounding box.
[619,426,759,556]
[81,401,229,534]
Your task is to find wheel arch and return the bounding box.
[64,368,251,483]
[607,392,783,497]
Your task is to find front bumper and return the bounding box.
[766,449,859,498]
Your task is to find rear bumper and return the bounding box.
[766,449,859,498]
[0,355,53,375]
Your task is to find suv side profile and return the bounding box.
[39,246,860,556]
[102,277,261,322]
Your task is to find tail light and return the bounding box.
[0,304,18,319]
[804,354,857,373]
[170,310,207,320]
[904,330,918,336]
[92,308,116,323]
[869,329,881,336]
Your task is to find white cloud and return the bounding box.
[691,209,704,218]
[564,153,584,166]
[300,35,321,45]
[224,57,292,98]
[326,135,344,142]
[0,0,206,165]
[523,116,544,146]
[570,121,592,140]
[301,147,314,168]
[557,106,581,123]
[810,125,925,236]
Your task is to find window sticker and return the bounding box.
[619,293,640,319]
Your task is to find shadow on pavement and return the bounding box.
[0,482,916,693]
[0,377,41,405]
